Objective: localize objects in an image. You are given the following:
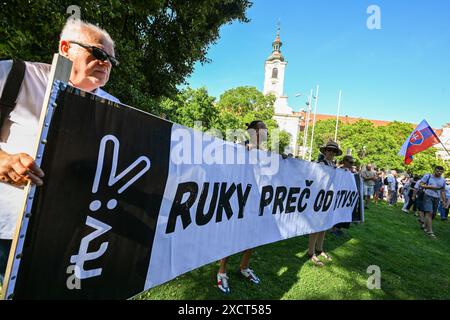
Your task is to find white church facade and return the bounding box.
[262,31,301,156]
[436,124,450,161]
[262,31,449,163]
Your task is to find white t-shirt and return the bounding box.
[402,180,410,194]
[0,60,119,239]
[386,175,396,191]
[420,174,445,199]
[444,184,450,198]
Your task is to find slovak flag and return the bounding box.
[399,119,441,165]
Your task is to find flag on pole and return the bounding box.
[399,119,440,165]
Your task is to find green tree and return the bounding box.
[304,119,449,174]
[274,130,292,154]
[215,86,291,152]
[160,87,218,129]
[408,148,450,175]
[216,86,277,127]
[0,0,252,114]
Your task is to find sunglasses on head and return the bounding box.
[71,41,119,67]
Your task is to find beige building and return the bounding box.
[436,123,450,161]
[262,31,449,162]
[263,30,300,156]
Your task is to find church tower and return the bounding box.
[264,26,300,155]
[263,28,292,115]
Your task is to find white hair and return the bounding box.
[60,19,115,48]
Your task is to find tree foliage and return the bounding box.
[161,86,291,153]
[0,0,252,113]
[305,119,449,175]
[215,86,291,152]
[215,86,277,129]
[160,87,218,129]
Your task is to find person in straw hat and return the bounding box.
[307,141,342,266]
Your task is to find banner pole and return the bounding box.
[1,54,72,300]
[308,85,319,162]
[334,90,342,142]
[303,89,313,159]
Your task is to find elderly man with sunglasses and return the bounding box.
[0,19,119,285]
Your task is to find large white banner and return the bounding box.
[146,124,360,289]
[6,86,361,299]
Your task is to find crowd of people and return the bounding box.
[358,164,449,240]
[218,139,362,293]
[217,140,449,293]
[0,18,448,298]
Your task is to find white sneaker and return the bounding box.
[402,209,409,213]
[217,273,230,294]
[240,268,261,285]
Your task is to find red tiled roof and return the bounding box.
[292,112,445,136]
[293,112,393,127]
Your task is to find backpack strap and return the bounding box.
[0,59,26,130]
[418,174,432,191]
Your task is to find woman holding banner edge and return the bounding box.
[216,120,267,294]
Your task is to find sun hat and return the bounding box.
[319,141,343,156]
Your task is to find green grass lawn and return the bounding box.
[136,202,450,300]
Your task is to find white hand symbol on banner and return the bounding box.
[69,134,151,281]
[70,217,112,280]
[90,134,151,211]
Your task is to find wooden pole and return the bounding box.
[1,54,72,300]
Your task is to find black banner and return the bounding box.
[13,86,172,299]
[5,83,362,300]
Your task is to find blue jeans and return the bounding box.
[423,195,439,219]
[439,201,449,220]
[389,190,397,205]
[0,239,12,286]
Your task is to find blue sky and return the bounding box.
[185,0,450,129]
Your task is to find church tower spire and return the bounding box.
[268,24,285,62]
[263,23,300,157]
[263,25,287,101]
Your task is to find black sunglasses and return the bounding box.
[70,41,119,67]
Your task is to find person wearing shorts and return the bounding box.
[374,171,384,204]
[361,164,377,209]
[420,167,446,239]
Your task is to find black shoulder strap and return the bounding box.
[419,174,431,190]
[0,59,26,129]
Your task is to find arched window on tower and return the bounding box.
[272,68,278,79]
